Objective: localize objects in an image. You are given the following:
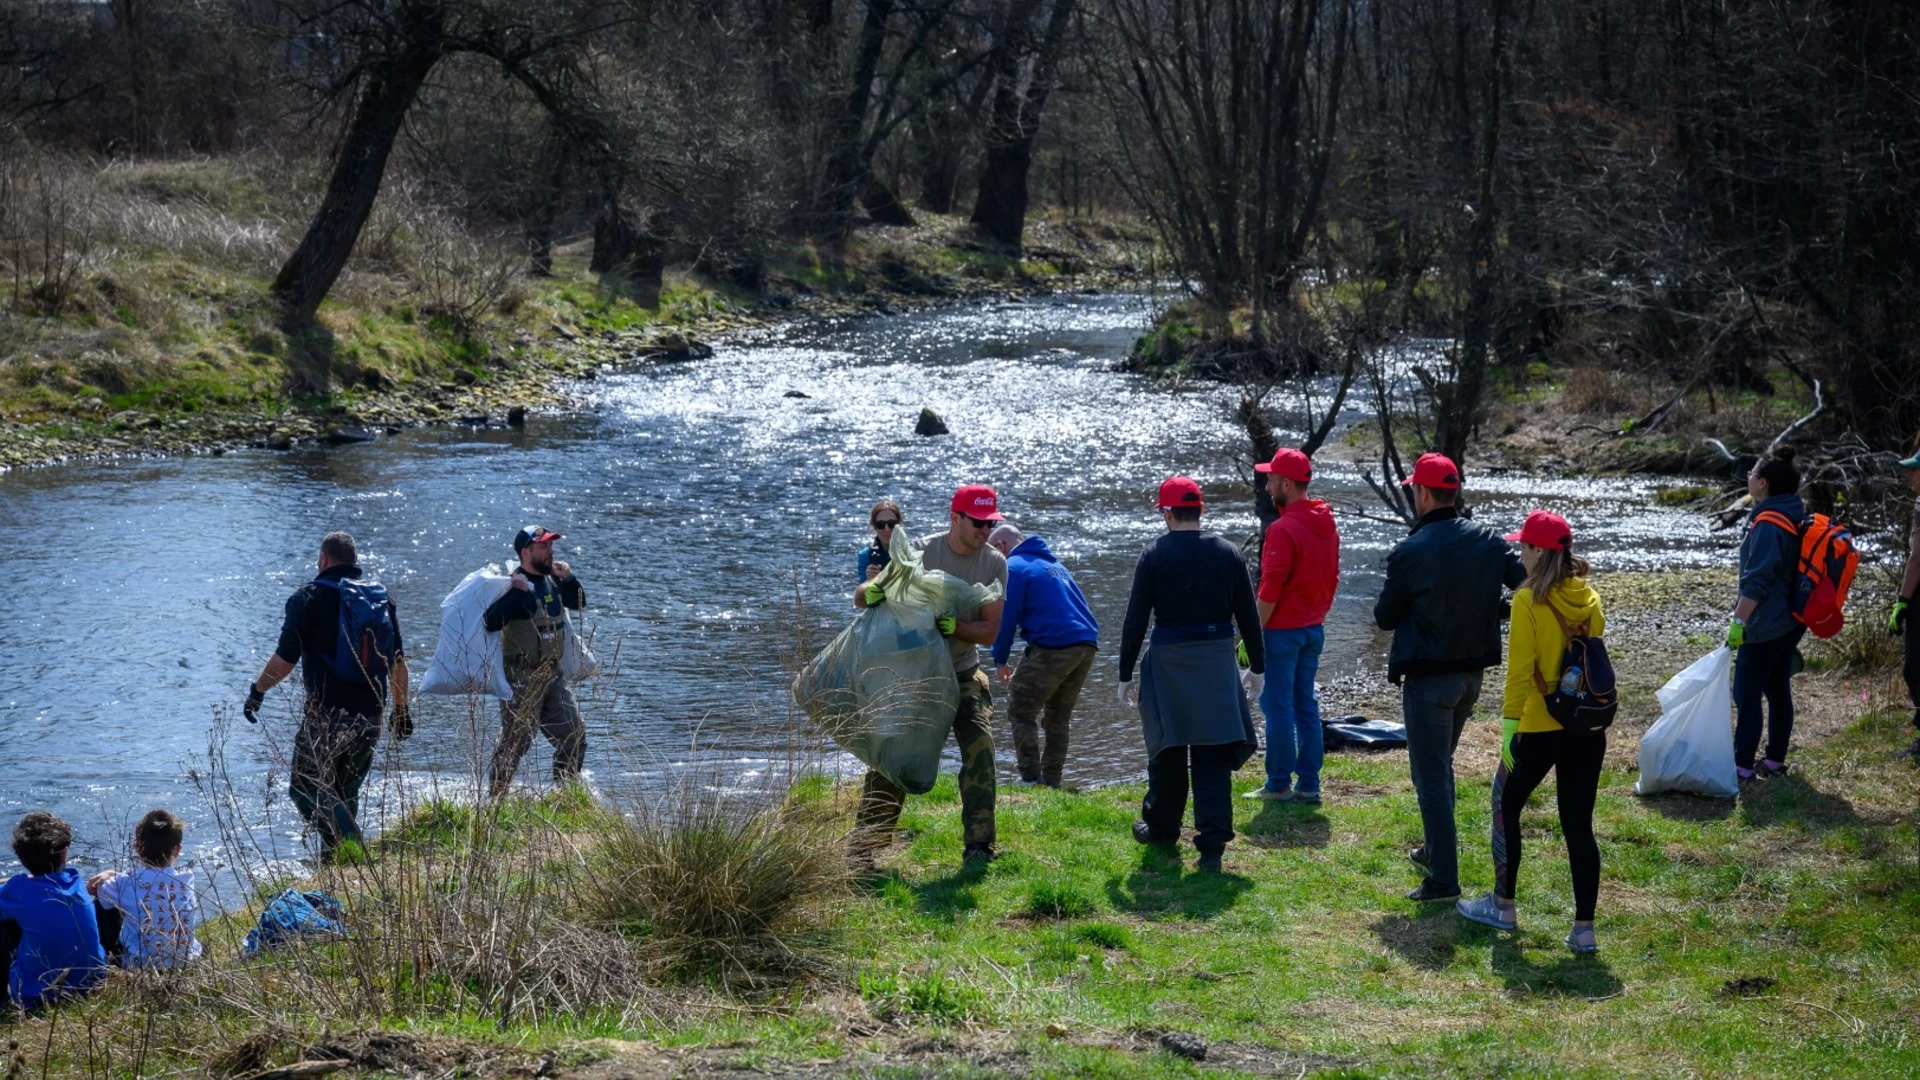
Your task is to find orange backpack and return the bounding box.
[1754,510,1859,639]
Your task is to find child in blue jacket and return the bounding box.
[0,813,108,1011]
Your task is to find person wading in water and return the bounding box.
[484,526,588,798]
[245,531,409,862]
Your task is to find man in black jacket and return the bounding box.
[245,531,408,861]
[1374,455,1524,902]
[484,526,587,797]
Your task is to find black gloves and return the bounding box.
[243,684,265,724]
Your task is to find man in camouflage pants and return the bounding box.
[852,484,1010,867]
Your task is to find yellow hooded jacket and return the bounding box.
[1502,576,1606,733]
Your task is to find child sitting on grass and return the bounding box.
[0,812,109,1011]
[89,810,202,969]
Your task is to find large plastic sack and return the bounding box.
[418,565,515,701]
[1634,646,1738,798]
[793,530,1001,794]
[561,611,601,682]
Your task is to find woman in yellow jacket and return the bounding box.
[1456,511,1605,954]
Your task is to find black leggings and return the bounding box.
[1492,727,1605,920]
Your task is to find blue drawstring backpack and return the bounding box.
[243,888,347,956]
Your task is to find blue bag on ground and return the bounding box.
[794,530,1001,794]
[243,888,347,956]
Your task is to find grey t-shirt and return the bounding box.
[914,532,1009,675]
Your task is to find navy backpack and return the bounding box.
[311,577,397,684]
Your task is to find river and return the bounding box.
[0,293,1733,881]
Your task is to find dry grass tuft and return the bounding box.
[588,777,852,984]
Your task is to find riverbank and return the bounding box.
[0,156,1151,470]
[13,577,1915,1079]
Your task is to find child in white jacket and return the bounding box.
[88,810,201,969]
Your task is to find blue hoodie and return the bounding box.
[0,867,107,1009]
[1739,492,1806,645]
[991,536,1100,666]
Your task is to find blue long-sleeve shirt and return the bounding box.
[991,536,1100,666]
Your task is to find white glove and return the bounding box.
[1242,670,1264,700]
[1119,680,1139,707]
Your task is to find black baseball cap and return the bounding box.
[514,525,564,553]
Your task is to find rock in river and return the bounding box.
[914,407,950,437]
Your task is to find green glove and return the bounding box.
[1236,640,1250,669]
[936,615,957,637]
[1500,717,1519,771]
[1891,599,1910,637]
[1726,618,1745,650]
[864,583,885,606]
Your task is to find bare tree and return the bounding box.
[969,0,1076,250]
[263,0,626,326]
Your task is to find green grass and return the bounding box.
[18,706,1914,1077]
[810,704,1920,1077]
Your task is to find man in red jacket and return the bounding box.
[1245,448,1341,804]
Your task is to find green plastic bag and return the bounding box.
[793,531,1001,794]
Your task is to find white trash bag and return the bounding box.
[1634,646,1738,798]
[418,565,516,701]
[561,611,601,682]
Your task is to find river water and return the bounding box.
[0,293,1734,878]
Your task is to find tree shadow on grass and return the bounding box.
[1639,792,1736,823]
[1490,935,1625,999]
[1104,846,1252,920]
[1369,912,1460,971]
[1241,802,1331,849]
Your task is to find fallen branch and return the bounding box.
[1766,377,1825,454]
[242,1061,354,1080]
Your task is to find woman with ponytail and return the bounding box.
[1456,511,1607,953]
[1729,445,1807,781]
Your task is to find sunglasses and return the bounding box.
[962,514,996,529]
[872,519,901,530]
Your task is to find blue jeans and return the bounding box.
[1733,626,1805,768]
[1260,625,1326,794]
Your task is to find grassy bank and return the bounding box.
[13,671,1916,1076]
[0,156,1149,469]
[16,717,1915,1078]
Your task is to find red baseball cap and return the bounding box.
[950,484,1005,521]
[1157,476,1204,511]
[1401,452,1462,490]
[1255,447,1313,483]
[1505,510,1573,550]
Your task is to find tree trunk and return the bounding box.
[970,0,1075,252]
[1436,0,1508,466]
[591,204,663,308]
[971,138,1034,248]
[270,47,440,326]
[823,0,896,246]
[859,173,917,227]
[526,132,568,277]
